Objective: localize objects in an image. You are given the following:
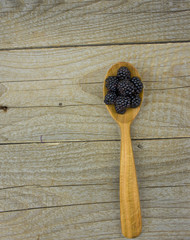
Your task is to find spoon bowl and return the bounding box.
[103,62,143,239]
[103,62,143,124]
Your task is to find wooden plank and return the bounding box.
[0,43,189,142]
[0,103,189,143]
[0,138,189,194]
[0,139,190,239]
[0,204,190,240]
[0,0,190,49]
[0,43,189,83]
[1,183,190,212]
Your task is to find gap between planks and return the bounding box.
[1,199,190,214]
[0,136,190,146]
[0,201,120,214]
[0,183,189,192]
[0,40,190,52]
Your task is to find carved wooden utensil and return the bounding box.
[103,62,143,238]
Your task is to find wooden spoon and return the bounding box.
[103,62,143,238]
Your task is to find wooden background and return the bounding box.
[0,0,190,239]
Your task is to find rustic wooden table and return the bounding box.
[0,1,190,240]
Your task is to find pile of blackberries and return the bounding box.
[104,66,143,114]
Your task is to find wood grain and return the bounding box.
[0,203,190,240]
[0,0,190,49]
[0,139,189,202]
[0,1,189,239]
[0,139,189,239]
[0,43,189,143]
[120,124,142,238]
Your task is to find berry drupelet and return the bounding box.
[104,91,117,105]
[118,80,135,96]
[105,76,118,92]
[117,67,131,81]
[130,77,143,94]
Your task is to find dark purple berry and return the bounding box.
[117,80,135,96]
[105,76,118,92]
[130,77,143,94]
[115,105,126,114]
[104,91,117,105]
[114,96,131,114]
[117,67,131,81]
[131,95,141,108]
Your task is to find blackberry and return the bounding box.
[104,91,117,105]
[117,67,131,81]
[131,95,141,108]
[105,76,118,92]
[115,105,126,114]
[118,80,135,96]
[115,96,131,114]
[130,77,143,94]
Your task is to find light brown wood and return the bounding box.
[120,124,142,238]
[0,207,190,240]
[0,139,189,239]
[0,2,189,238]
[103,62,142,238]
[0,0,190,49]
[0,43,189,143]
[0,139,189,189]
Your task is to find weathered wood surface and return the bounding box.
[0,1,190,239]
[0,139,189,189]
[0,139,190,239]
[0,43,189,143]
[0,0,190,49]
[1,204,190,240]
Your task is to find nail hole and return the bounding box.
[137,143,143,149]
[0,106,8,112]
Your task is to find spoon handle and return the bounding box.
[120,123,142,238]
